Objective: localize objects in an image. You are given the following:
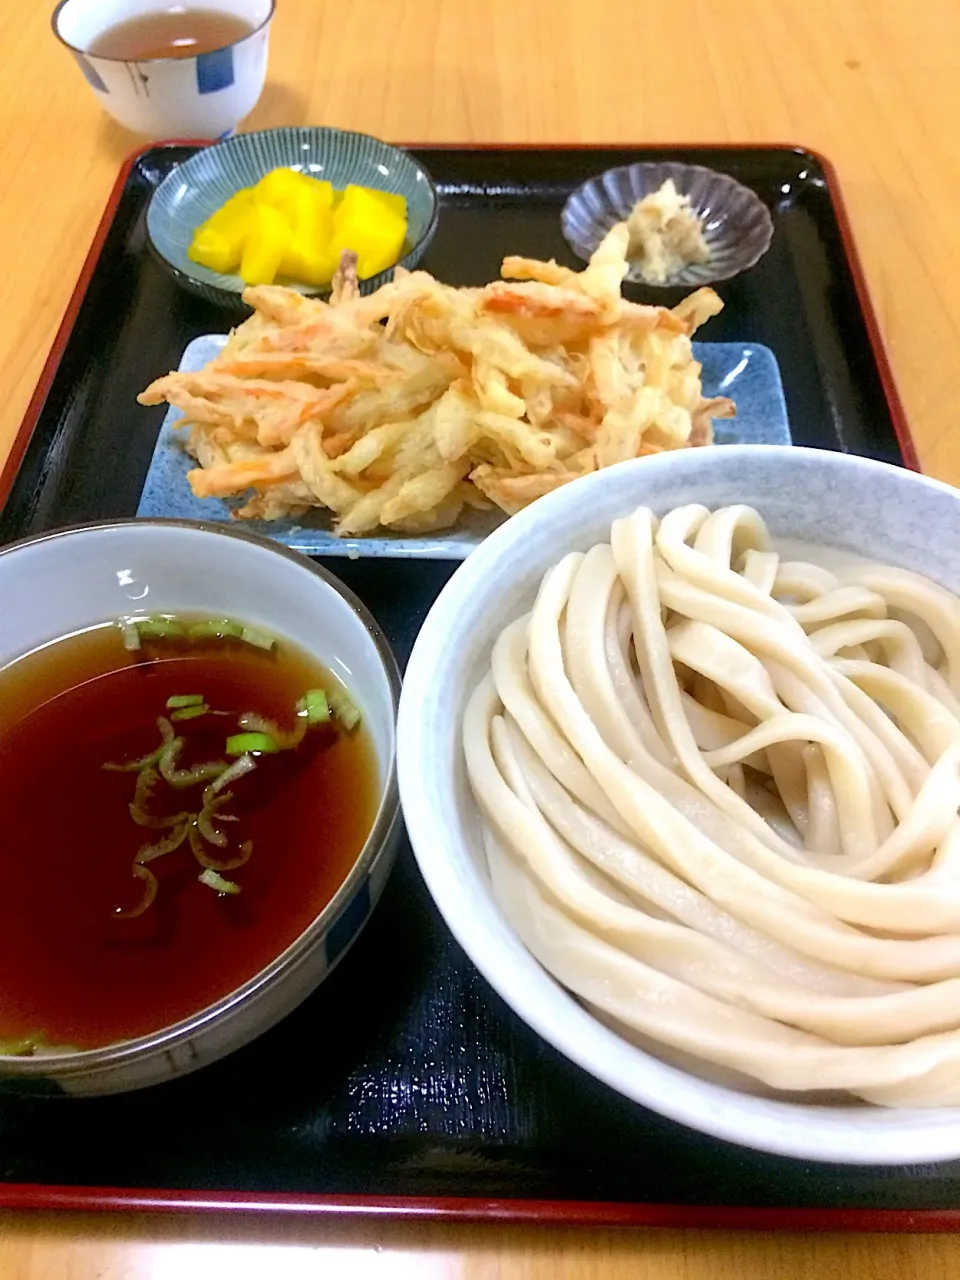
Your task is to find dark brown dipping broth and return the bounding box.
[0,624,379,1050]
[87,10,254,60]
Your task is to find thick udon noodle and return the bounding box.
[463,504,960,1106]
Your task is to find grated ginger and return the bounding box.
[624,179,711,285]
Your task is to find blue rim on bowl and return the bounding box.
[147,126,440,307]
[561,161,774,287]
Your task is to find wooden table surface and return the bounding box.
[1,0,959,1274]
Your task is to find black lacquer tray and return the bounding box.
[2,144,948,1232]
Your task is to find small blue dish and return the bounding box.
[146,126,439,307]
[562,161,774,287]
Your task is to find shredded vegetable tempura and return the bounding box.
[139,227,734,536]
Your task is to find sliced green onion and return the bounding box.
[120,619,141,652]
[158,735,227,789]
[167,760,227,788]
[166,694,204,709]
[238,710,307,750]
[104,718,174,773]
[237,712,278,735]
[196,819,228,848]
[203,790,238,819]
[0,1034,43,1057]
[131,805,189,831]
[136,821,191,865]
[327,685,361,731]
[188,619,244,640]
[190,824,224,868]
[115,865,159,919]
[103,746,163,773]
[129,766,192,829]
[135,616,186,640]
[199,868,242,895]
[203,754,256,805]
[189,825,253,872]
[121,616,189,648]
[226,732,278,756]
[132,765,157,816]
[240,626,276,651]
[158,734,186,780]
[196,794,233,848]
[170,703,209,722]
[301,688,330,725]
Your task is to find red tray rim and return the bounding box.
[0,1183,958,1231]
[0,140,930,1229]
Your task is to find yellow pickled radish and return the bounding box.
[282,238,338,288]
[207,188,254,227]
[188,226,239,274]
[335,184,393,227]
[240,203,291,286]
[279,182,336,286]
[188,190,254,273]
[354,222,406,279]
[284,178,334,236]
[281,214,337,287]
[190,172,407,288]
[298,174,334,210]
[254,166,304,208]
[332,190,407,280]
[254,167,334,219]
[368,189,407,221]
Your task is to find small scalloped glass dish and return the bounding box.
[561,161,774,288]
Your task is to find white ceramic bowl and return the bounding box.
[398,445,960,1165]
[0,519,400,1096]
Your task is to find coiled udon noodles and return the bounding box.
[463,504,960,1106]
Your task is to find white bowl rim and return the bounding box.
[0,516,401,1076]
[398,445,960,1165]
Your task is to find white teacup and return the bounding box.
[53,0,274,140]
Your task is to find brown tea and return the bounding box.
[88,9,254,61]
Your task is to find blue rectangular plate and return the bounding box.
[137,336,790,559]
